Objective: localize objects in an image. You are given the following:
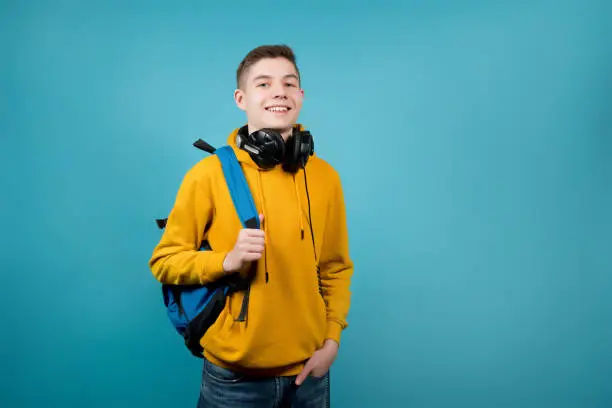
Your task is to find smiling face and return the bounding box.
[234,57,304,140]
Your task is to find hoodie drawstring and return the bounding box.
[255,169,313,284]
[256,171,269,283]
[293,173,305,240]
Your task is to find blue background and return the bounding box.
[2,0,611,407]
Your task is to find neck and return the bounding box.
[248,123,293,141]
[279,128,293,141]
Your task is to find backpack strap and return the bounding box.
[214,145,259,323]
[215,146,260,230]
[155,144,259,231]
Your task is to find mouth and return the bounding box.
[265,105,292,113]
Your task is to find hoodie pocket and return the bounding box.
[228,286,251,322]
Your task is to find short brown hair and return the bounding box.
[236,44,300,89]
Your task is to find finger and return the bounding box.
[242,244,264,253]
[243,253,262,261]
[243,229,265,238]
[239,240,265,250]
[237,236,264,247]
[239,235,264,244]
[259,213,264,226]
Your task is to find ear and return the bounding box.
[234,89,246,111]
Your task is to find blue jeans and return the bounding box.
[197,357,330,408]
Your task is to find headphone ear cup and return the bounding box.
[282,132,300,173]
[283,130,314,173]
[247,129,285,169]
[299,130,314,159]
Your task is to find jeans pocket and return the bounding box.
[204,358,246,384]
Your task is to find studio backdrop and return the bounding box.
[1,1,611,407]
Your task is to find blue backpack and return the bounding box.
[155,139,260,358]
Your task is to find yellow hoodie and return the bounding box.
[149,126,353,376]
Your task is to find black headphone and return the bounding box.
[235,125,314,173]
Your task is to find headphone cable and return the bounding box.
[303,168,322,295]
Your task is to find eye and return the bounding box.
[285,82,297,87]
[257,83,269,88]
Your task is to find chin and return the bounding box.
[261,120,296,131]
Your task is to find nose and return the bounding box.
[272,82,288,98]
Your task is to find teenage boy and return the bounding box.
[149,44,354,407]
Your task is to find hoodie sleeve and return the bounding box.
[148,163,229,286]
[318,173,354,345]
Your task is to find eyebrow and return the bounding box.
[252,74,299,82]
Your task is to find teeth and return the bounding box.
[267,106,289,112]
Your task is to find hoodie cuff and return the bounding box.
[325,320,344,345]
[200,251,229,284]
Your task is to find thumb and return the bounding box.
[259,213,264,227]
[295,360,313,386]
